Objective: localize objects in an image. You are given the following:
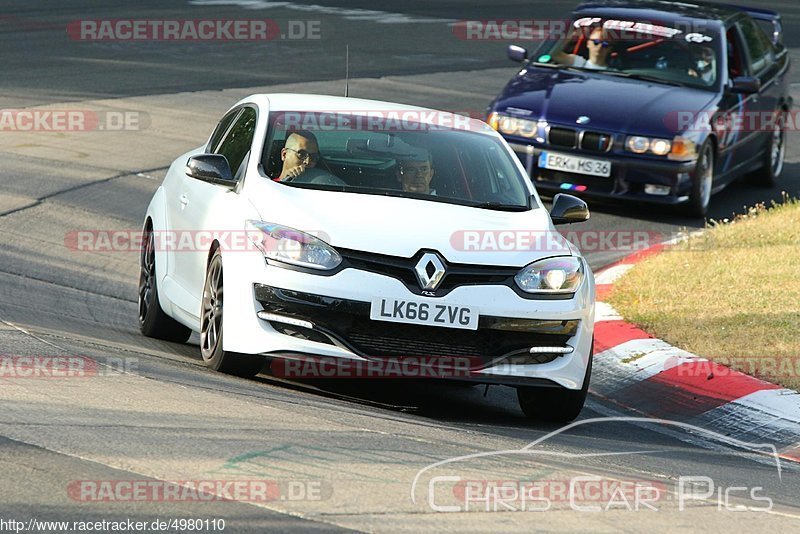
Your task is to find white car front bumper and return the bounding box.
[222,249,595,390]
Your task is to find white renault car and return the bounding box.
[138,94,595,421]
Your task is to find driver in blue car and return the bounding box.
[554,24,611,70]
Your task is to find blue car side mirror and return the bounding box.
[729,76,761,94]
[508,45,528,63]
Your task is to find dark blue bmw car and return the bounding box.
[487,0,791,216]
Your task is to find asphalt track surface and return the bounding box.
[1,1,800,531]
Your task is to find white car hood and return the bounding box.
[247,180,574,267]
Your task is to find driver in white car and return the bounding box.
[277,130,321,181]
[276,130,345,185]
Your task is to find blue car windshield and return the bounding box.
[537,19,721,90]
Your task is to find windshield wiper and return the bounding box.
[471,201,529,212]
[603,70,687,87]
[532,62,587,74]
[601,70,631,78]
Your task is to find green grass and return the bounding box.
[608,196,800,390]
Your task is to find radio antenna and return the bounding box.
[345,45,350,97]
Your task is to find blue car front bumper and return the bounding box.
[508,142,698,205]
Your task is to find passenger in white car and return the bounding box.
[396,149,436,195]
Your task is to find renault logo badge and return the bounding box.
[414,252,446,291]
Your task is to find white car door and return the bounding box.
[169,106,258,320]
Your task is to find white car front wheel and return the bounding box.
[517,349,592,422]
[201,249,264,377]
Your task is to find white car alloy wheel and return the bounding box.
[200,250,264,377]
[200,251,223,360]
[138,225,191,343]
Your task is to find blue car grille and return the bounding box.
[547,127,578,148]
[581,131,614,152]
[547,126,613,153]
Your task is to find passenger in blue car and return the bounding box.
[554,25,611,70]
[688,46,716,85]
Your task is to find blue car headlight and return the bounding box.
[650,138,672,156]
[514,256,584,294]
[625,135,673,156]
[488,113,538,138]
[626,136,651,154]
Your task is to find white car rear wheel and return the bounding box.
[138,225,192,343]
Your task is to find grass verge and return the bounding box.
[608,196,800,390]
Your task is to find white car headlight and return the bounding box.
[246,220,341,271]
[514,256,584,294]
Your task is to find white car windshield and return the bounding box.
[261,111,535,211]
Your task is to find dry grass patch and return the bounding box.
[608,196,800,390]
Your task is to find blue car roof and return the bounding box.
[574,0,761,24]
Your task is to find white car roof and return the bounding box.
[235,93,494,135]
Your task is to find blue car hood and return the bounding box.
[494,67,718,138]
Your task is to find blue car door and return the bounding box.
[736,16,785,162]
[714,23,762,175]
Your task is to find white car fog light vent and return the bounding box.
[529,346,574,354]
[257,311,314,329]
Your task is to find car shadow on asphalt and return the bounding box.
[255,370,568,429]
